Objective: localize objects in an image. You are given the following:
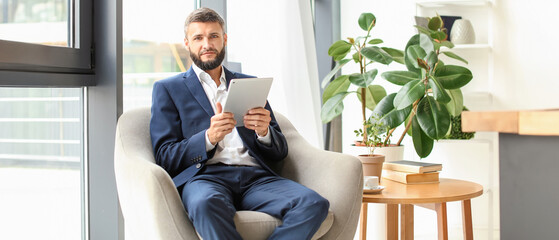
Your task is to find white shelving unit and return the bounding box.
[412,1,499,240]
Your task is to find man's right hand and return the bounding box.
[207,102,236,145]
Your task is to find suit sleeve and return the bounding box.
[150,81,216,178]
[251,102,288,161]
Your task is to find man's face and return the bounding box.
[184,22,227,71]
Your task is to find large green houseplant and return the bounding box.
[320,12,403,149]
[373,15,473,158]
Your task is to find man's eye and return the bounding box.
[210,35,219,39]
[193,36,202,40]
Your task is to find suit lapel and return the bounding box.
[183,68,215,117]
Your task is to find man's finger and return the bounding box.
[216,102,223,114]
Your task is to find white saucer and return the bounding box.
[363,186,385,194]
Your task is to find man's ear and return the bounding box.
[184,37,189,48]
[223,33,227,47]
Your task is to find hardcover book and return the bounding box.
[382,169,439,184]
[382,160,442,173]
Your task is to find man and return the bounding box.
[150,7,329,239]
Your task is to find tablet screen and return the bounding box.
[222,77,273,126]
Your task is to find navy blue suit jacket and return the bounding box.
[150,67,288,188]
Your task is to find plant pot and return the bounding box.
[357,154,385,178]
[374,145,405,162]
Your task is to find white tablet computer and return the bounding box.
[222,77,273,126]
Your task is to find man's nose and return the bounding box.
[202,37,212,48]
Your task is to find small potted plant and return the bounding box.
[354,113,387,178]
[373,14,474,158]
[320,12,403,160]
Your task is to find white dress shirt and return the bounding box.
[192,64,271,166]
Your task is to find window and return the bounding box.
[123,0,195,111]
[0,0,70,47]
[0,88,84,240]
[0,0,92,239]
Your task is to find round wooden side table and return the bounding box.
[360,178,483,240]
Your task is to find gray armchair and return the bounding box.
[114,107,363,239]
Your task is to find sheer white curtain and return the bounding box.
[227,0,323,148]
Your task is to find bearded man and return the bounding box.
[149,7,329,240]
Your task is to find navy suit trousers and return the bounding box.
[181,164,329,240]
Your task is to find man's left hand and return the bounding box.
[244,107,271,136]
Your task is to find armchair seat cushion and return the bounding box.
[233,210,334,240]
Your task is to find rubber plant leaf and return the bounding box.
[357,85,387,111]
[416,96,451,140]
[435,65,473,89]
[321,92,351,124]
[393,80,425,110]
[412,115,434,158]
[372,93,413,129]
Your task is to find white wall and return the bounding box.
[492,0,559,110]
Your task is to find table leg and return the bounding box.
[360,203,367,240]
[462,199,474,240]
[387,204,398,240]
[435,202,448,240]
[401,204,414,240]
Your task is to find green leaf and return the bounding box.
[406,45,427,69]
[411,115,434,158]
[419,33,434,54]
[372,93,413,129]
[442,51,469,64]
[322,75,350,103]
[357,85,387,110]
[428,15,443,31]
[382,71,420,86]
[364,69,378,84]
[414,25,433,36]
[439,40,455,49]
[404,35,421,74]
[426,51,438,71]
[361,46,393,65]
[321,59,351,88]
[358,13,376,31]
[430,31,447,42]
[381,47,405,64]
[328,40,352,61]
[321,92,351,123]
[445,89,464,117]
[352,52,361,63]
[368,38,384,45]
[416,96,451,140]
[393,80,425,110]
[428,76,451,103]
[435,65,473,89]
[348,72,372,88]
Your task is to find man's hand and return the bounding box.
[244,107,271,136]
[207,102,236,145]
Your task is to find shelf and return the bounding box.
[452,44,491,49]
[416,0,491,8]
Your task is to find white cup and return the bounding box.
[364,176,379,189]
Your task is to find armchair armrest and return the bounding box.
[114,107,199,240]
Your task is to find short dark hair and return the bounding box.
[184,7,225,38]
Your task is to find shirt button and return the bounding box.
[196,163,202,169]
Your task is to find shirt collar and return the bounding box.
[192,63,226,87]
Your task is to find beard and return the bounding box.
[189,47,226,71]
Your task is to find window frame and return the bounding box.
[0,0,94,80]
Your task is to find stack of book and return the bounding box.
[382,160,442,184]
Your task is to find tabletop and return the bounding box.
[363,178,483,204]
